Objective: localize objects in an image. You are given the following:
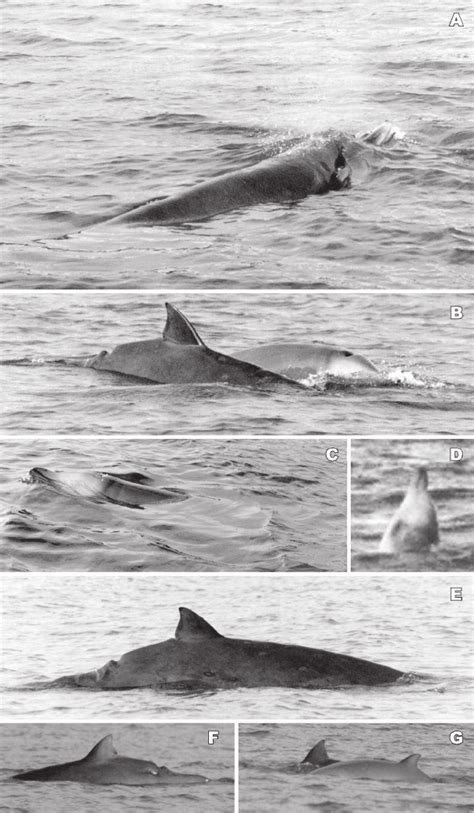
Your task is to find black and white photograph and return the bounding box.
[239,723,474,812]
[0,437,347,571]
[1,2,471,289]
[2,291,472,435]
[0,723,234,813]
[1,1,472,810]
[1,573,471,722]
[351,439,474,571]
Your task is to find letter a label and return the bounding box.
[449,12,464,27]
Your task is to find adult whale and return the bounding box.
[84,302,377,385]
[84,302,300,388]
[105,122,403,226]
[28,467,187,509]
[12,734,208,785]
[46,607,404,690]
[296,740,339,772]
[379,467,439,554]
[311,753,433,783]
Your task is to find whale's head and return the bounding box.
[327,349,378,377]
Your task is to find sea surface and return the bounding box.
[0,723,234,813]
[2,292,473,435]
[0,437,347,572]
[351,438,474,571]
[1,573,472,722]
[239,723,474,813]
[2,0,472,289]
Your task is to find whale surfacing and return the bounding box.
[312,753,433,783]
[48,607,404,691]
[28,467,187,509]
[12,734,208,785]
[103,122,402,226]
[380,466,439,554]
[83,302,377,387]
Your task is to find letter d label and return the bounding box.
[450,447,463,462]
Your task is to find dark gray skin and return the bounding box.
[84,302,301,389]
[102,122,401,226]
[12,734,208,785]
[48,607,404,691]
[107,139,350,226]
[28,467,187,509]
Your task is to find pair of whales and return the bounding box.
[12,734,207,785]
[380,466,439,554]
[297,740,432,783]
[83,302,378,387]
[103,122,402,226]
[45,607,404,690]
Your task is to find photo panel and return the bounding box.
[1,723,234,813]
[1,291,472,436]
[351,438,474,571]
[0,437,347,572]
[1,573,471,723]
[239,723,473,812]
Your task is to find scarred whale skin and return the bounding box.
[379,467,440,554]
[49,607,404,691]
[107,139,350,226]
[311,754,433,783]
[84,302,300,388]
[105,122,402,226]
[12,734,208,785]
[28,467,187,509]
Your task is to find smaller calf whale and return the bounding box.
[297,740,338,772]
[311,753,433,783]
[234,343,377,379]
[12,734,208,785]
[380,467,439,554]
[47,607,404,691]
[28,467,187,509]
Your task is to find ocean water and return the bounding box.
[351,438,474,571]
[1,573,472,722]
[1,0,472,289]
[0,723,234,813]
[2,291,473,435]
[239,723,474,813]
[0,436,347,572]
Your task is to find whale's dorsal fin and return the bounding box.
[301,740,330,766]
[399,754,421,768]
[83,735,118,763]
[175,607,223,641]
[163,303,206,346]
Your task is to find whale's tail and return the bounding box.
[357,122,405,146]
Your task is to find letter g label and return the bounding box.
[450,730,463,745]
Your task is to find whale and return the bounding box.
[27,467,187,509]
[234,343,378,379]
[83,303,300,388]
[311,753,433,783]
[84,302,377,386]
[12,734,208,785]
[379,467,440,554]
[45,606,404,691]
[104,123,403,226]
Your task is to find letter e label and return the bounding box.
[450,587,463,601]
